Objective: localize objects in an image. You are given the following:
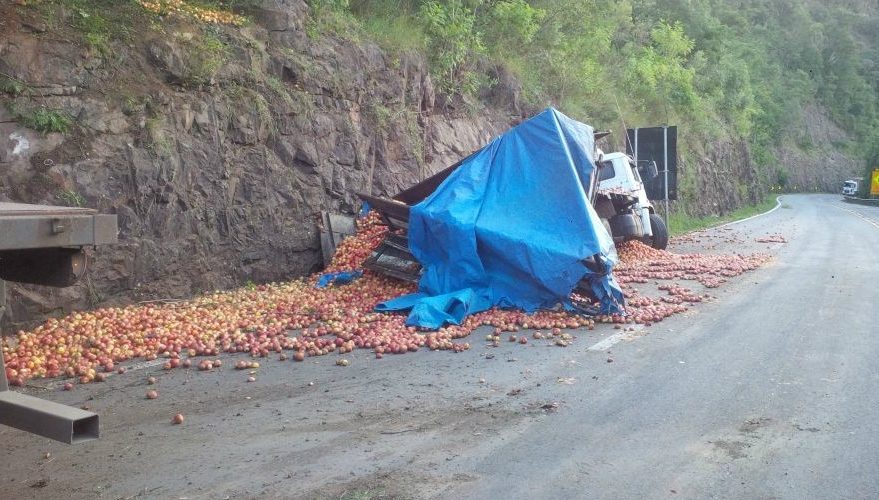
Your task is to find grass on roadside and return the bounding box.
[668,194,781,236]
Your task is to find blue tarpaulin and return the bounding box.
[376,108,625,328]
[316,270,363,288]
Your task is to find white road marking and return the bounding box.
[721,195,784,227]
[120,358,169,372]
[836,204,879,230]
[587,331,632,351]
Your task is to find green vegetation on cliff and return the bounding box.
[344,0,879,194]
[6,0,879,202]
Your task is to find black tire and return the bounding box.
[645,213,668,250]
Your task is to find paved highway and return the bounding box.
[441,194,879,499]
[2,194,877,500]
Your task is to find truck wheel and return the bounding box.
[645,213,668,250]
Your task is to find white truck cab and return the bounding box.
[592,150,668,250]
[842,180,858,196]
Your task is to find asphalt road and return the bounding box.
[2,193,878,500]
[439,193,879,500]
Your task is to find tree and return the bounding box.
[418,0,487,96]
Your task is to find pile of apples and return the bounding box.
[615,240,771,288]
[136,0,248,26]
[2,214,774,386]
[610,239,772,324]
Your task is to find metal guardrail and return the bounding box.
[1,202,117,444]
[0,391,100,444]
[843,196,879,205]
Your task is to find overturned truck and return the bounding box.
[357,108,632,329]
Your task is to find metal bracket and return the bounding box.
[51,217,69,235]
[0,391,100,444]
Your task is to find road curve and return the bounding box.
[2,194,877,500]
[440,193,879,500]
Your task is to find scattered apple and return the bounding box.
[0,214,772,387]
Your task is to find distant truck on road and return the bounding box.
[842,179,858,196]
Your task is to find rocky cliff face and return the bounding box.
[684,137,761,217]
[0,1,849,333]
[777,104,863,192]
[0,0,520,332]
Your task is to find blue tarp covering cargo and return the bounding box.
[376,108,625,328]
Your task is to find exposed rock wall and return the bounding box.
[776,104,862,192]
[684,137,761,218]
[0,1,514,332]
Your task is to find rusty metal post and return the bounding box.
[0,202,113,444]
[1,278,6,392]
